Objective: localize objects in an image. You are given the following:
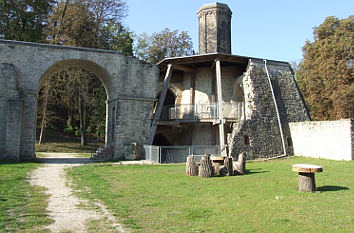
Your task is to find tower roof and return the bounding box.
[197,2,232,16]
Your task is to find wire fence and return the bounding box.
[143,145,221,163]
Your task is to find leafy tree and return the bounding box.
[297,15,354,120]
[46,0,132,54]
[135,28,194,64]
[37,68,106,146]
[0,0,55,42]
[99,21,133,55]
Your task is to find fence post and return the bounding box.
[159,146,161,163]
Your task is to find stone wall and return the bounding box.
[289,119,353,160]
[0,63,23,160]
[228,59,310,160]
[0,39,159,161]
[197,3,232,54]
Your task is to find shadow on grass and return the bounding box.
[245,168,269,175]
[36,157,94,164]
[317,185,350,192]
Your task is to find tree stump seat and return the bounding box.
[210,156,226,175]
[292,164,323,192]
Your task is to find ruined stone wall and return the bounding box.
[0,39,159,161]
[289,119,353,161]
[228,60,310,160]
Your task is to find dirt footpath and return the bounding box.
[29,153,128,233]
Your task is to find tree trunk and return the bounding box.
[186,155,198,176]
[198,154,213,178]
[79,94,86,146]
[224,157,233,176]
[298,172,316,192]
[234,152,246,175]
[38,77,50,145]
[67,108,72,127]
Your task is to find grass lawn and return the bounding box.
[35,130,104,153]
[68,157,354,233]
[0,162,52,232]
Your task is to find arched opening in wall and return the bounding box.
[155,89,176,120]
[35,60,110,154]
[153,133,172,146]
[164,89,176,106]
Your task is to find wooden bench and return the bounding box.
[292,164,323,192]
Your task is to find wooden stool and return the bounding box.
[210,156,225,174]
[292,164,323,192]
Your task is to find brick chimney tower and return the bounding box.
[197,3,232,54]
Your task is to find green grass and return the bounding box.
[67,157,354,233]
[35,130,104,153]
[0,162,52,232]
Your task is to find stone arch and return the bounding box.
[0,40,159,161]
[36,59,114,150]
[164,89,176,106]
[38,59,112,99]
[167,85,182,105]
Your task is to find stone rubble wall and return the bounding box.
[228,60,310,160]
[289,119,353,160]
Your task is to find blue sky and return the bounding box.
[125,0,353,63]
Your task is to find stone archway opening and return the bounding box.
[35,59,112,154]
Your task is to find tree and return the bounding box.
[37,67,106,146]
[134,28,194,64]
[296,15,354,120]
[0,0,55,42]
[46,0,132,54]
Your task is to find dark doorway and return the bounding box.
[153,133,172,146]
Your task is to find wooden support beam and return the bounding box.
[210,61,216,71]
[147,64,173,144]
[173,64,194,73]
[190,73,195,105]
[215,59,227,157]
[211,70,216,103]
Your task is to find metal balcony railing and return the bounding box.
[160,102,243,121]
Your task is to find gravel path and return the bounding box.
[29,153,128,233]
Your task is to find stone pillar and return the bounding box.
[106,99,117,147]
[0,100,7,159]
[20,90,37,160]
[105,100,109,146]
[5,99,23,161]
[197,3,232,54]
